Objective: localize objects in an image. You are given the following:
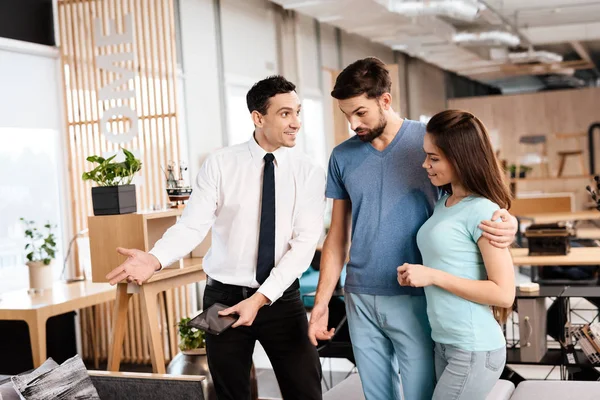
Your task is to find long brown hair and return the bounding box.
[426,109,513,323]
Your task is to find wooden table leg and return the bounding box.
[165,290,178,360]
[140,285,166,373]
[26,313,47,368]
[108,283,132,371]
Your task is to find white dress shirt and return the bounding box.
[149,137,326,303]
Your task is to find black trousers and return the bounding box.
[203,281,322,400]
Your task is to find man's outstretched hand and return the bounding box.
[106,247,161,285]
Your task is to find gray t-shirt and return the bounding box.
[326,119,440,296]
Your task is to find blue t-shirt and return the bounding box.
[326,120,439,296]
[416,194,506,351]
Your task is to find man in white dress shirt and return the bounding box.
[106,76,326,400]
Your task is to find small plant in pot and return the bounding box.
[82,148,142,215]
[20,218,57,292]
[178,317,206,355]
[507,164,532,179]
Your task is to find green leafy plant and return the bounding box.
[81,148,142,186]
[506,164,533,174]
[20,218,57,265]
[178,317,205,351]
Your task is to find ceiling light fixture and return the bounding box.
[453,30,520,47]
[388,0,484,22]
[508,50,563,64]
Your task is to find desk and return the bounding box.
[512,285,600,378]
[518,210,600,224]
[108,258,205,374]
[0,281,115,368]
[510,247,600,266]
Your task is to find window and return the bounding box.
[226,84,254,146]
[300,97,327,169]
[0,128,64,293]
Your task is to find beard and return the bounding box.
[355,107,387,143]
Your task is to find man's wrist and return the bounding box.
[251,292,270,307]
[149,254,162,271]
[314,291,332,308]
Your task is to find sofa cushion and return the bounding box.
[0,358,59,400]
[511,381,600,400]
[322,375,515,400]
[323,373,364,400]
[485,380,515,400]
[11,355,99,400]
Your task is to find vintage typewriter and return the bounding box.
[524,222,574,256]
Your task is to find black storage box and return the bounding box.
[525,223,573,256]
[91,184,137,215]
[0,312,77,375]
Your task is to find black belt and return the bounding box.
[206,277,300,299]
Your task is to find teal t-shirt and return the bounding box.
[416,194,506,351]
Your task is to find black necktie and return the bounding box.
[256,153,276,284]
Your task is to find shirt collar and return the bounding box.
[248,133,289,168]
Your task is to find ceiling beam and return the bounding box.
[460,60,595,80]
[523,21,600,44]
[570,41,600,77]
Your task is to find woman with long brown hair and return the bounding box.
[397,110,515,399]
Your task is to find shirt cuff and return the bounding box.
[257,279,285,305]
[148,248,170,271]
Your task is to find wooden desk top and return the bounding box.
[518,210,600,224]
[575,227,600,239]
[0,280,115,314]
[516,286,600,299]
[510,247,600,266]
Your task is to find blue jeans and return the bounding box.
[345,293,435,400]
[433,342,506,400]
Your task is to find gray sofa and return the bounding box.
[323,373,600,400]
[0,370,205,400]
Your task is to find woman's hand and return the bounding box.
[397,263,436,287]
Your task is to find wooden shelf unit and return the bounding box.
[88,209,208,283]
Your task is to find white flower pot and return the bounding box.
[27,260,54,291]
[182,348,206,356]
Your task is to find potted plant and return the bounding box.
[82,148,142,215]
[20,218,57,291]
[177,317,206,355]
[507,164,532,179]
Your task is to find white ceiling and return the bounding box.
[270,0,600,91]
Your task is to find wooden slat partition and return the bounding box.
[57,0,189,365]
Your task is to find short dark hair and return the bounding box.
[331,57,391,100]
[246,75,296,115]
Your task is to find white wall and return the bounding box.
[175,0,448,163]
[406,58,447,120]
[219,0,280,146]
[178,0,225,181]
[221,0,279,81]
[340,31,395,68]
[297,13,320,94]
[319,23,339,71]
